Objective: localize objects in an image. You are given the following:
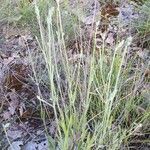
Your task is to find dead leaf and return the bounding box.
[23,141,37,150]
[8,100,19,115]
[1,91,19,120]
[105,32,115,45]
[7,130,23,140]
[2,111,11,120]
[7,91,19,115]
[143,69,150,79]
[4,62,29,91]
[3,57,14,65]
[101,3,119,19]
[18,36,26,48]
[38,140,48,150]
[8,141,23,150]
[20,108,33,119]
[137,49,149,60]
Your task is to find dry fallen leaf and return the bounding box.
[3,57,14,65]
[101,3,119,19]
[18,36,26,48]
[105,32,115,46]
[2,111,11,120]
[137,49,149,60]
[1,91,19,120]
[7,91,19,115]
[8,141,23,150]
[7,129,23,140]
[38,140,49,150]
[23,141,37,150]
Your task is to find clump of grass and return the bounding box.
[33,1,149,149]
